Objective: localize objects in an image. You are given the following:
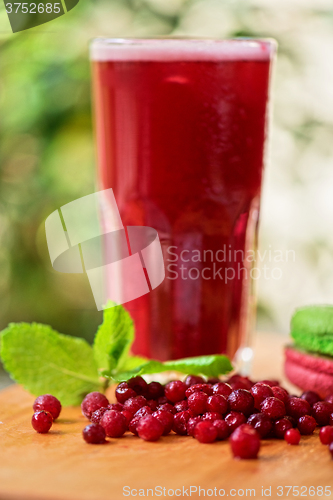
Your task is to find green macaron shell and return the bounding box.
[291,330,333,357]
[291,305,333,356]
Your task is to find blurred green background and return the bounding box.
[1,0,333,375]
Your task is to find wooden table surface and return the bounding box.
[0,332,332,500]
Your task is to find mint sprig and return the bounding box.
[0,304,233,405]
[93,301,134,376]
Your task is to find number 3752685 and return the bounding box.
[5,3,61,13]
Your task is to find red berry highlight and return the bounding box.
[137,415,164,441]
[82,423,106,444]
[284,428,301,445]
[261,397,286,420]
[297,415,317,435]
[165,381,186,403]
[100,410,127,438]
[33,394,61,420]
[81,392,109,419]
[31,410,53,434]
[230,424,260,459]
[319,426,333,445]
[194,421,218,443]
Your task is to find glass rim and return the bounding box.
[90,37,277,62]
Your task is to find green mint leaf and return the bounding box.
[100,356,149,381]
[119,355,149,371]
[163,355,233,377]
[93,303,134,376]
[112,360,164,382]
[0,323,101,406]
[107,355,233,381]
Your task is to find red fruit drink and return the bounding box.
[90,39,275,361]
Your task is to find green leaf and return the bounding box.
[93,303,134,376]
[163,355,233,377]
[0,323,101,406]
[112,360,164,382]
[120,355,149,371]
[106,355,233,381]
[100,356,150,381]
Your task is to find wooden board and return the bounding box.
[0,333,332,500]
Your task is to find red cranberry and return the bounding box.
[82,423,106,444]
[228,389,254,416]
[284,415,297,427]
[312,401,333,426]
[325,395,333,405]
[227,375,253,390]
[301,391,321,407]
[320,426,333,445]
[173,410,193,435]
[261,397,286,419]
[260,379,280,388]
[121,410,133,425]
[206,394,228,414]
[146,399,158,411]
[129,415,141,435]
[91,407,109,424]
[123,395,147,416]
[212,382,232,397]
[115,382,137,404]
[137,415,164,441]
[230,424,260,459]
[329,442,333,458]
[213,419,230,440]
[127,376,148,395]
[81,392,109,419]
[247,413,272,439]
[250,383,273,410]
[100,410,127,438]
[274,418,293,439]
[225,411,247,433]
[147,382,164,400]
[297,415,317,435]
[284,428,301,445]
[188,392,208,415]
[133,406,152,419]
[152,410,174,435]
[286,397,310,420]
[157,396,168,405]
[107,403,123,412]
[33,394,62,420]
[202,412,222,422]
[187,416,202,436]
[194,421,217,443]
[165,381,186,403]
[174,400,188,413]
[157,403,176,415]
[330,414,333,426]
[184,375,205,387]
[271,386,289,406]
[31,410,53,433]
[185,384,212,398]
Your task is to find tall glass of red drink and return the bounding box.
[90,38,276,362]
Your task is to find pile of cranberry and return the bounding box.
[30,374,333,460]
[77,374,333,459]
